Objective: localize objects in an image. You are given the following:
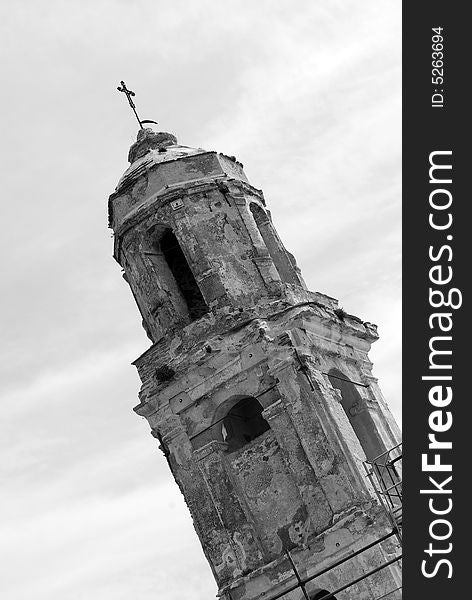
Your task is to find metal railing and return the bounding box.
[228,529,402,600]
[226,443,403,600]
[364,443,402,543]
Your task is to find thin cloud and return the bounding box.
[1,2,401,598]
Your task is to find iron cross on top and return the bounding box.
[117,80,158,129]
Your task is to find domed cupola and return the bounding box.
[117,129,210,192]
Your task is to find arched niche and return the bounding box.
[249,202,300,286]
[328,368,385,462]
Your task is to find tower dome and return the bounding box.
[116,129,209,191]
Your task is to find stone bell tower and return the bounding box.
[108,128,402,600]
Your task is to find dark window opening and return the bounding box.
[160,230,208,320]
[222,397,270,453]
[310,589,337,600]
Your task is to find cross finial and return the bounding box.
[117,80,158,130]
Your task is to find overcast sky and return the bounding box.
[0,2,401,599]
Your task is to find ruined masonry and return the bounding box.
[108,128,402,600]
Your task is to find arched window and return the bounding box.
[222,397,270,453]
[159,230,208,320]
[250,203,300,285]
[328,368,385,462]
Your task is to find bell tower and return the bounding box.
[108,128,402,600]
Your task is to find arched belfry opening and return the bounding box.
[250,202,300,285]
[221,396,270,453]
[159,229,208,321]
[328,368,385,461]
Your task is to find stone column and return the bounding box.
[228,185,283,296]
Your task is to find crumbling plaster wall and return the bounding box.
[109,151,247,231]
[133,302,399,597]
[281,308,401,457]
[222,510,400,600]
[115,178,309,342]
